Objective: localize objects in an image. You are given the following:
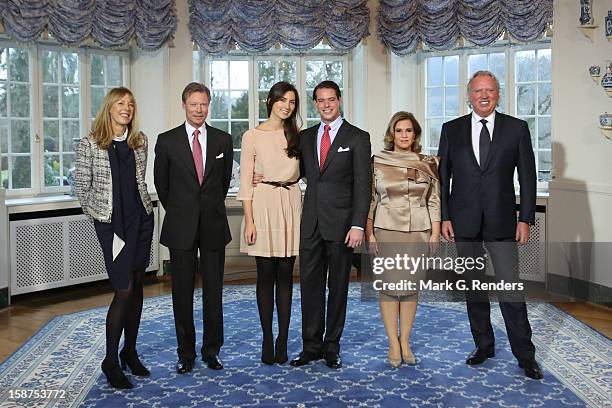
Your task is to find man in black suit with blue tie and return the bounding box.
[437,71,542,379]
[154,82,233,374]
[289,81,371,369]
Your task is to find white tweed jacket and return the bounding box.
[74,132,153,223]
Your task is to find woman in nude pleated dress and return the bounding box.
[237,81,301,365]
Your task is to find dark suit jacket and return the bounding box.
[154,123,233,250]
[437,112,536,239]
[299,119,371,242]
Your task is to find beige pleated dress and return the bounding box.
[237,128,301,257]
[369,150,441,298]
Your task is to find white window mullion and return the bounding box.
[31,44,43,196]
[458,50,468,116]
[81,51,89,148]
[298,56,307,128]
[506,49,516,116]
[248,56,256,130]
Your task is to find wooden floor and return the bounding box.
[0,274,610,363]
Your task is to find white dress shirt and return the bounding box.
[185,121,207,171]
[471,111,495,166]
[316,115,344,166]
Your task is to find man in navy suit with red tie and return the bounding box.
[290,81,371,369]
[437,71,542,379]
[154,82,233,374]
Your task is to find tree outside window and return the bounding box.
[0,47,32,190]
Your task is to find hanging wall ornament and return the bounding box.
[579,0,598,42]
[580,0,595,25]
[601,61,612,97]
[589,64,601,82]
[605,10,612,42]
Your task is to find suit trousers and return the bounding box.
[455,232,535,363]
[299,223,354,355]
[170,225,225,362]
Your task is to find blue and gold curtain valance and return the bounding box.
[0,0,177,50]
[378,0,553,56]
[189,0,370,56]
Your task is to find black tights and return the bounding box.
[255,257,295,345]
[104,270,145,364]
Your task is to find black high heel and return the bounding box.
[101,359,133,389]
[261,337,275,365]
[119,350,150,377]
[274,337,288,364]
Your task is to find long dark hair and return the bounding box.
[266,81,301,158]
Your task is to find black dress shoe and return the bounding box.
[120,349,150,377]
[466,348,495,365]
[289,351,322,367]
[324,352,342,369]
[101,359,133,389]
[175,360,193,374]
[519,359,543,380]
[202,355,224,370]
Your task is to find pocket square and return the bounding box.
[215,153,224,159]
[337,146,350,153]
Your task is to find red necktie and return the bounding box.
[319,124,331,172]
[192,129,204,184]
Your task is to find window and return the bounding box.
[195,46,348,168]
[422,43,552,183]
[0,47,32,190]
[0,41,128,195]
[424,55,459,155]
[90,53,125,119]
[41,50,80,188]
[515,49,551,182]
[208,58,250,159]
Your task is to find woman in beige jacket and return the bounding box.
[366,111,441,367]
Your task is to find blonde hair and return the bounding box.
[383,111,422,153]
[91,87,142,149]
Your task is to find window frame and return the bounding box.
[195,48,350,193]
[194,48,351,148]
[0,40,37,195]
[418,40,552,189]
[0,40,129,197]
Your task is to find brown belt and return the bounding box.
[261,179,300,190]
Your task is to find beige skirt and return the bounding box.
[240,183,301,257]
[374,228,430,298]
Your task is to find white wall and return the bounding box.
[547,0,612,288]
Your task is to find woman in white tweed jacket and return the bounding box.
[75,87,153,390]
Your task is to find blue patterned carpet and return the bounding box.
[0,284,610,407]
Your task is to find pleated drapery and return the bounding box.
[378,0,553,56]
[189,0,370,56]
[0,0,177,50]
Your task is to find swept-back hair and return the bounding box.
[383,111,422,153]
[266,81,301,158]
[91,87,142,150]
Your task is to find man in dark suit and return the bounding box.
[154,82,233,374]
[438,71,542,379]
[290,81,371,369]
